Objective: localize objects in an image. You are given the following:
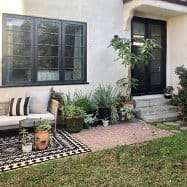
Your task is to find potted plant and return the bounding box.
[109,35,158,101]
[120,104,135,121]
[102,117,110,127]
[61,105,85,133]
[164,86,174,99]
[19,128,33,153]
[84,114,97,129]
[93,84,120,122]
[35,119,52,150]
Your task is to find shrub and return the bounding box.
[175,65,187,120]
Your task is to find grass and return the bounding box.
[0,129,187,186]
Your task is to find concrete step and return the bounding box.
[135,105,178,116]
[134,94,170,108]
[139,112,180,123]
[134,94,179,122]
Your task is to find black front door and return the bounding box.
[131,17,166,95]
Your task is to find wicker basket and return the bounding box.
[65,117,84,133]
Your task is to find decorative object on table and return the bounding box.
[35,119,52,150]
[84,114,97,129]
[164,86,174,99]
[61,105,85,133]
[19,128,33,153]
[0,130,91,172]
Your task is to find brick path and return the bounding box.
[72,120,171,151]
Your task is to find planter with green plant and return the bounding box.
[73,90,97,114]
[61,105,85,133]
[19,128,33,153]
[109,35,158,101]
[93,84,120,123]
[84,114,97,129]
[120,104,135,121]
[35,119,52,150]
[164,86,174,99]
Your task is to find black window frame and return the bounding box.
[2,13,87,87]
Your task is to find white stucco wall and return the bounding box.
[167,15,187,92]
[0,0,126,101]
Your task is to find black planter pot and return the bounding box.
[164,94,172,99]
[98,107,111,120]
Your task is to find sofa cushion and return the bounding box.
[0,115,27,127]
[9,97,30,116]
[27,112,55,121]
[27,90,50,114]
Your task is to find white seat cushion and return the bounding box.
[27,112,55,121]
[0,115,27,127]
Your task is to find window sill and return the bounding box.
[0,81,89,88]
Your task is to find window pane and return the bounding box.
[37,70,59,81]
[37,45,59,56]
[37,33,59,45]
[6,57,31,82]
[133,22,145,35]
[64,58,83,81]
[65,46,83,58]
[36,20,60,81]
[6,18,31,31]
[65,25,83,35]
[4,16,32,83]
[65,35,83,46]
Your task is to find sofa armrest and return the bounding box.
[49,99,59,118]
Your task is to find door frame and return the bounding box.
[131,17,167,96]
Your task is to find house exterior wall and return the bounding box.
[167,15,187,92]
[0,0,126,101]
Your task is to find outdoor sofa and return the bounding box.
[0,90,59,131]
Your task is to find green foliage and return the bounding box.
[175,65,187,120]
[19,128,33,145]
[93,84,120,108]
[35,119,52,132]
[109,35,158,68]
[73,90,97,113]
[120,104,135,120]
[61,105,85,119]
[84,114,97,125]
[109,35,158,100]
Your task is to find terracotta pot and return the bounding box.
[35,130,49,150]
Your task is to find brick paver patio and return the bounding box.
[72,120,171,151]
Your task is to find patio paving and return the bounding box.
[72,119,171,151]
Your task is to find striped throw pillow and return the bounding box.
[9,97,30,116]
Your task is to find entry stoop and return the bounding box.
[134,94,179,123]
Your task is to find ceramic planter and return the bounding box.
[35,130,49,150]
[22,143,32,153]
[102,120,109,127]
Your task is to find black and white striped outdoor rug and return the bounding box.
[0,130,91,172]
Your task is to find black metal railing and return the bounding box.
[123,0,187,6]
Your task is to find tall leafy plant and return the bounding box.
[109,35,158,100]
[175,65,187,120]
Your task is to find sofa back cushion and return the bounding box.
[9,97,30,116]
[27,90,50,114]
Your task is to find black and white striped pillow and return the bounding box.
[9,97,30,116]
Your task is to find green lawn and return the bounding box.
[0,129,187,187]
